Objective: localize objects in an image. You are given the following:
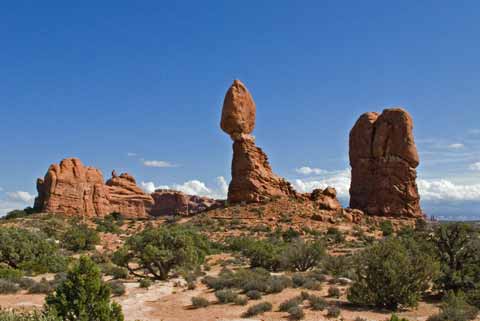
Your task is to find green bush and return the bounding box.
[242,239,285,271]
[0,227,67,274]
[326,306,341,318]
[0,310,61,321]
[427,291,478,321]
[389,315,410,321]
[234,295,248,305]
[326,227,345,243]
[279,297,302,312]
[0,279,19,294]
[45,256,124,321]
[288,306,305,320]
[283,239,326,272]
[246,290,262,300]
[95,214,123,234]
[108,280,126,297]
[3,207,36,220]
[292,274,307,288]
[0,267,24,281]
[28,278,53,294]
[215,289,237,303]
[322,255,354,278]
[242,302,272,317]
[17,277,36,289]
[328,286,341,298]
[191,296,209,308]
[62,224,100,252]
[103,264,128,280]
[308,295,328,310]
[113,226,209,280]
[302,278,322,290]
[348,238,438,310]
[139,278,152,289]
[380,221,394,236]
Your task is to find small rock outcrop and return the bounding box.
[34,158,152,218]
[349,108,422,217]
[150,189,221,216]
[221,80,298,203]
[310,187,342,211]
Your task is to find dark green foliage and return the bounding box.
[427,291,478,321]
[380,221,394,236]
[302,278,322,290]
[215,289,238,303]
[0,279,19,294]
[191,296,209,308]
[95,213,124,234]
[388,315,410,321]
[3,207,35,220]
[242,302,272,317]
[431,223,480,294]
[326,227,345,243]
[0,227,67,274]
[246,290,262,300]
[283,239,326,272]
[308,295,328,310]
[108,280,126,296]
[292,274,307,287]
[46,256,124,321]
[328,286,341,298]
[242,239,285,271]
[322,255,353,278]
[103,264,128,279]
[348,237,438,310]
[288,306,305,320]
[326,306,341,318]
[113,226,209,280]
[279,297,302,312]
[0,267,23,281]
[62,224,100,252]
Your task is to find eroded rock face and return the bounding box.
[150,189,221,216]
[310,187,342,211]
[221,80,298,203]
[349,108,422,217]
[34,158,152,218]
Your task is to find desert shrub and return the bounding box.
[242,239,285,271]
[246,289,262,300]
[279,297,303,312]
[234,295,248,305]
[328,286,341,298]
[326,306,341,318]
[0,310,61,321]
[95,213,124,234]
[288,306,305,320]
[215,289,237,303]
[427,291,478,321]
[307,269,327,282]
[431,223,480,295]
[3,208,34,220]
[108,280,126,296]
[281,228,301,242]
[326,227,345,243]
[348,237,438,310]
[380,221,394,236]
[45,256,124,321]
[299,291,310,300]
[103,264,128,279]
[0,279,19,294]
[308,294,328,310]
[322,255,354,278]
[242,302,272,317]
[303,278,322,290]
[62,224,100,252]
[389,315,410,321]
[139,278,152,289]
[267,276,291,293]
[191,296,209,308]
[283,239,326,272]
[16,277,36,289]
[0,267,23,281]
[0,227,67,274]
[28,278,53,294]
[292,274,307,287]
[50,272,67,289]
[113,226,209,280]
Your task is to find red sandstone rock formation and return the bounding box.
[349,108,422,217]
[310,187,342,211]
[150,189,221,216]
[34,158,152,218]
[221,80,298,203]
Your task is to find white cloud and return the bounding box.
[469,162,480,171]
[295,166,326,175]
[291,169,351,199]
[143,160,176,168]
[448,143,464,149]
[418,179,480,202]
[141,176,229,199]
[127,152,137,157]
[6,191,35,203]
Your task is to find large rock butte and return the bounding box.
[34,158,153,218]
[221,80,298,203]
[349,108,422,217]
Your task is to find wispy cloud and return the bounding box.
[295,166,326,175]
[6,191,35,203]
[141,176,228,199]
[127,152,137,157]
[448,143,464,149]
[0,191,35,216]
[142,160,177,168]
[469,162,480,171]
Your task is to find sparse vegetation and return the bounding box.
[242,302,272,317]
[191,296,210,308]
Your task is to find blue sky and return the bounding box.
[1,1,480,219]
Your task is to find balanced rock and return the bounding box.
[221,80,297,203]
[349,108,422,217]
[34,158,152,218]
[150,189,221,216]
